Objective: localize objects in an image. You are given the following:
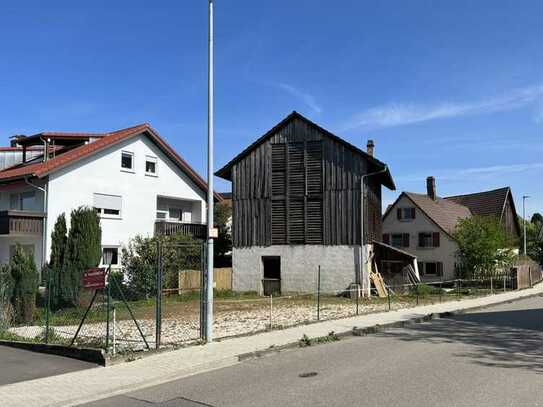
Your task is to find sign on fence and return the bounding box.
[83,267,106,289]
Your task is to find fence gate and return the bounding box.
[155,241,207,348]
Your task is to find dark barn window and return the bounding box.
[271,141,323,245]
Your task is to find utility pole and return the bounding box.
[523,195,530,256]
[205,0,214,342]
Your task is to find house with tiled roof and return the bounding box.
[0,124,218,272]
[382,177,520,281]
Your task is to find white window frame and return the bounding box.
[93,193,122,219]
[101,246,120,267]
[121,151,135,173]
[145,155,158,176]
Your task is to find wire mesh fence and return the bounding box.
[0,259,539,355]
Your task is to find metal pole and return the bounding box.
[205,0,215,343]
[387,287,391,311]
[45,267,52,344]
[356,284,359,315]
[112,306,116,356]
[269,294,273,329]
[490,276,493,294]
[523,195,530,256]
[317,266,321,321]
[105,268,111,352]
[155,242,162,349]
[503,275,506,292]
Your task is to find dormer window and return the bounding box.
[121,151,134,172]
[397,207,416,221]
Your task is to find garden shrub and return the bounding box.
[10,245,39,324]
[121,233,201,300]
[0,264,14,331]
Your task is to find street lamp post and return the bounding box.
[205,0,214,342]
[523,195,530,256]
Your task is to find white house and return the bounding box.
[382,177,521,281]
[0,123,218,272]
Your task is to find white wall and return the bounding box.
[46,134,206,263]
[382,195,459,281]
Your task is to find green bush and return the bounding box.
[412,284,439,298]
[0,264,14,330]
[10,245,39,324]
[121,233,201,300]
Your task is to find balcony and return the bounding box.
[0,210,45,235]
[154,220,207,239]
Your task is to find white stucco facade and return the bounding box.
[0,134,207,270]
[382,195,459,281]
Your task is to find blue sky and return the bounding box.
[0,1,541,217]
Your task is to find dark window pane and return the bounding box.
[146,161,156,173]
[121,153,133,169]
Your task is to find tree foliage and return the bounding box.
[531,212,543,226]
[46,213,68,309]
[0,264,14,330]
[63,206,102,306]
[519,216,543,265]
[453,216,516,278]
[10,245,39,324]
[121,233,201,300]
[214,201,232,266]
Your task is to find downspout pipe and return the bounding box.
[24,176,48,277]
[360,165,389,297]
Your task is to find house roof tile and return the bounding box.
[0,123,222,201]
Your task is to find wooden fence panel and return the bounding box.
[177,268,232,292]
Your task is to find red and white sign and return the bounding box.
[83,268,106,289]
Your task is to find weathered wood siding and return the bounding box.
[232,117,383,248]
[502,194,520,241]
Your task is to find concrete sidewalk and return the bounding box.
[3,285,542,407]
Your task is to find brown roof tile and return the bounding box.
[405,192,472,235]
[444,187,510,218]
[0,123,222,201]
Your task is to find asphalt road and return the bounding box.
[0,346,98,386]
[82,296,543,407]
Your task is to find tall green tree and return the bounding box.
[46,213,68,309]
[63,206,102,306]
[10,245,39,324]
[454,216,516,278]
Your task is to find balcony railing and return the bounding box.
[154,221,207,239]
[0,210,45,235]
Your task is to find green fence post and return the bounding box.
[316,266,321,321]
[45,268,52,344]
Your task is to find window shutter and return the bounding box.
[432,232,440,247]
[271,144,286,197]
[306,142,322,195]
[403,233,410,248]
[306,199,323,244]
[418,233,424,247]
[437,262,443,277]
[411,208,416,219]
[288,143,305,196]
[288,199,305,244]
[382,233,390,244]
[397,208,402,220]
[271,200,286,244]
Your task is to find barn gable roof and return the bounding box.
[215,111,395,190]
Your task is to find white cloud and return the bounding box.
[398,162,543,183]
[342,84,543,131]
[274,82,322,114]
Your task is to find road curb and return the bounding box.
[237,289,543,362]
[0,340,105,366]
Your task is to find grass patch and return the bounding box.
[299,331,340,347]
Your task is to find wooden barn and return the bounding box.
[216,112,417,295]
